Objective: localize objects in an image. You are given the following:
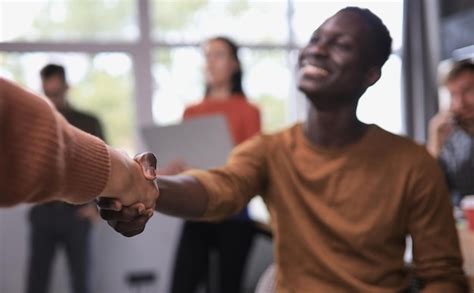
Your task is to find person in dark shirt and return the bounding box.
[427,60,474,207]
[26,64,104,293]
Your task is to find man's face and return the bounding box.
[298,11,377,109]
[42,75,68,109]
[447,70,474,133]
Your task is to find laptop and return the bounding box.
[141,115,234,170]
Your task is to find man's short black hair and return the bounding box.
[445,60,474,85]
[340,7,393,68]
[40,64,67,82]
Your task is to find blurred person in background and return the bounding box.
[427,60,474,207]
[26,64,104,293]
[169,36,261,293]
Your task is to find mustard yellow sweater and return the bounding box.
[189,124,468,292]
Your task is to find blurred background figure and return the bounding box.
[26,64,104,293]
[427,60,474,207]
[170,36,261,293]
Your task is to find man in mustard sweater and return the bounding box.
[98,7,468,292]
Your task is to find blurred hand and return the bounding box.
[97,152,159,237]
[427,111,455,157]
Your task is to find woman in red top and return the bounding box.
[170,37,261,293]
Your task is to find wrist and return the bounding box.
[100,147,134,199]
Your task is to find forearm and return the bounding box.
[154,136,267,220]
[0,78,110,206]
[155,175,209,219]
[100,147,133,197]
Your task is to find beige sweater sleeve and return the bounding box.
[0,77,110,206]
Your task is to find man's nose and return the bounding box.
[308,41,329,57]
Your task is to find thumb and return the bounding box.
[134,152,158,180]
[96,197,123,211]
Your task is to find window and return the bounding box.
[152,47,203,125]
[357,55,403,134]
[0,52,135,150]
[241,49,291,133]
[0,0,137,42]
[151,0,288,44]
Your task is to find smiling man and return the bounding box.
[99,7,468,292]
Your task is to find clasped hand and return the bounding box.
[97,151,159,237]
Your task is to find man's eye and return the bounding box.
[335,42,351,50]
[310,36,319,43]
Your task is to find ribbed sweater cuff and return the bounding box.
[61,127,111,203]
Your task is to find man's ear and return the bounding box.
[365,67,381,88]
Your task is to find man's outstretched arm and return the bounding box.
[154,175,209,218]
[98,174,209,237]
[98,135,269,236]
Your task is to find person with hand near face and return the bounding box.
[427,60,474,207]
[98,7,468,292]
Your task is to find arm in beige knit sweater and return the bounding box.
[0,77,158,211]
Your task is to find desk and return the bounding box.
[458,227,474,289]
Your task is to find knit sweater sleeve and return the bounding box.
[406,146,469,292]
[0,77,110,206]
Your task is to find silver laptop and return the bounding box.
[141,115,234,170]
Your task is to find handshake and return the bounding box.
[96,149,160,237]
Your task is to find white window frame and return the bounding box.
[0,0,405,147]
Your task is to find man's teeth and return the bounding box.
[302,62,329,76]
